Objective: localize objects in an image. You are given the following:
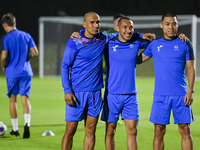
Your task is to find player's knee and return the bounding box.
[10,99,17,103]
[178,124,191,137]
[106,125,116,137]
[85,124,97,136]
[154,125,166,137]
[65,126,77,137]
[127,127,138,136]
[21,96,29,104]
[10,96,17,103]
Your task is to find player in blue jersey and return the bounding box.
[137,12,195,150]
[100,17,149,150]
[105,13,125,126]
[1,13,38,138]
[61,12,156,150]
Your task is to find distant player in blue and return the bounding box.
[137,12,195,150]
[61,12,156,150]
[1,13,38,138]
[100,17,149,150]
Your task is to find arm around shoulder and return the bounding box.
[137,52,151,65]
[142,33,156,41]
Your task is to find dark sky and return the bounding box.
[0,0,200,43]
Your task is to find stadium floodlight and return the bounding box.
[39,15,200,80]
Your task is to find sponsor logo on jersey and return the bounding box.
[113,45,118,52]
[174,45,179,51]
[157,45,163,52]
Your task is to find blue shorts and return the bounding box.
[6,76,32,98]
[101,93,139,123]
[150,95,194,125]
[65,90,102,122]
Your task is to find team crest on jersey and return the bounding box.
[157,45,163,52]
[174,45,179,51]
[129,44,134,48]
[113,45,118,52]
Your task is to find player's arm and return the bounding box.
[129,32,156,41]
[136,53,151,64]
[142,33,156,41]
[70,32,81,38]
[69,31,156,42]
[64,93,77,107]
[61,40,78,106]
[1,50,8,72]
[61,49,77,106]
[29,47,39,60]
[70,31,118,41]
[184,60,195,106]
[71,31,155,41]
[177,33,190,42]
[137,42,152,64]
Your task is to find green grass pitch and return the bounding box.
[0,76,199,150]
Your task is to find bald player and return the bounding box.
[61,11,116,150]
[61,12,155,150]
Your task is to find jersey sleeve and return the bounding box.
[61,39,78,94]
[132,32,143,40]
[138,40,150,49]
[105,32,119,41]
[185,41,195,60]
[139,33,143,38]
[143,42,153,57]
[28,34,36,48]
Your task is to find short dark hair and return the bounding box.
[113,13,125,21]
[161,12,178,22]
[118,16,131,26]
[1,13,16,26]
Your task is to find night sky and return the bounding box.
[0,0,200,43]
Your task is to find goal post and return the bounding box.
[39,15,200,80]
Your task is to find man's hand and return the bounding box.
[65,93,77,106]
[184,90,194,106]
[1,50,8,72]
[177,33,190,42]
[142,33,156,41]
[29,47,39,60]
[70,32,81,39]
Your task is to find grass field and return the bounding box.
[0,76,199,150]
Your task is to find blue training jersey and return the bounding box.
[1,30,36,78]
[143,37,194,96]
[61,30,143,94]
[105,37,148,94]
[61,30,117,94]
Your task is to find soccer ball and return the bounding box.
[0,122,7,136]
